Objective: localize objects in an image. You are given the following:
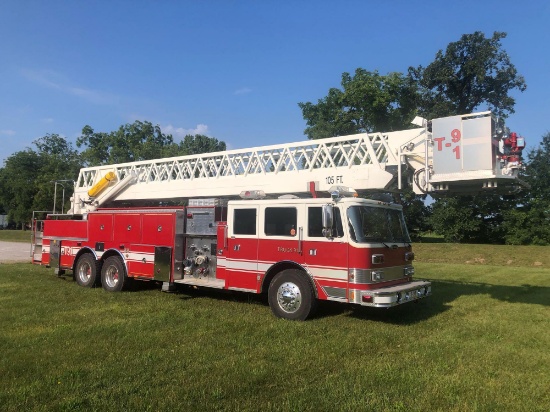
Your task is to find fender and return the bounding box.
[99,248,127,272]
[72,246,99,273]
[261,260,318,298]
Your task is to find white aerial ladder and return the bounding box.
[71,111,525,214]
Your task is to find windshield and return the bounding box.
[347,205,411,243]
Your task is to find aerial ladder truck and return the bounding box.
[32,111,525,320]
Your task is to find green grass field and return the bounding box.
[0,230,32,243]
[414,242,550,267]
[1,248,549,411]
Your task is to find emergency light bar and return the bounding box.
[239,190,266,200]
[328,186,358,200]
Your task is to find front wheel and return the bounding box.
[74,254,100,287]
[101,256,128,292]
[268,269,317,320]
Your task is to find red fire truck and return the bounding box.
[32,112,525,320]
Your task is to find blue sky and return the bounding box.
[1,0,549,165]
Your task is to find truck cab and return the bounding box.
[214,195,430,320]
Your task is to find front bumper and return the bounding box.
[354,280,431,308]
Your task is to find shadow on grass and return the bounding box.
[124,279,163,292]
[62,272,548,323]
[57,274,166,293]
[345,279,549,325]
[152,277,550,323]
[167,278,550,324]
[430,279,549,307]
[172,284,267,306]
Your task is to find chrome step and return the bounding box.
[174,277,225,289]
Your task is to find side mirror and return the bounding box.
[322,204,334,238]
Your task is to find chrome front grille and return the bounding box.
[348,266,413,284]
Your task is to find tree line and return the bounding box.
[1,31,548,244]
[0,125,225,228]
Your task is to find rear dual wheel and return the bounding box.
[101,256,128,292]
[74,254,100,287]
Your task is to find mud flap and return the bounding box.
[154,246,172,283]
[49,239,61,273]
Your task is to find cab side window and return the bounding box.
[307,207,323,237]
[233,208,256,235]
[265,207,297,236]
[307,206,344,238]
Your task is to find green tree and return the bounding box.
[0,134,81,228]
[177,134,226,155]
[0,124,227,225]
[298,69,419,140]
[502,199,550,245]
[32,134,82,214]
[409,31,527,119]
[77,121,226,166]
[522,132,550,200]
[77,125,111,166]
[400,189,431,240]
[77,121,175,166]
[501,132,550,245]
[429,194,508,243]
[0,150,42,228]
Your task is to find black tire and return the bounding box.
[101,256,128,292]
[74,254,100,288]
[268,269,317,320]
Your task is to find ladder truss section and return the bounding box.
[73,129,424,209]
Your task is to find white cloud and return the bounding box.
[68,86,119,105]
[162,124,210,140]
[0,129,16,136]
[234,87,252,95]
[21,68,120,105]
[21,68,62,89]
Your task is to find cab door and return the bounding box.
[226,206,259,291]
[257,204,304,265]
[303,205,349,301]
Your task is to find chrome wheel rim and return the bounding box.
[104,265,119,288]
[276,281,302,313]
[77,262,92,283]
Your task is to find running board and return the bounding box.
[174,278,225,289]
